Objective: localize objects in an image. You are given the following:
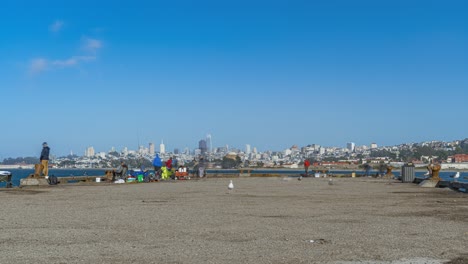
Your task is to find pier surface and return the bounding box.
[0,178,467,264]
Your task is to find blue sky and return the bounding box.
[1,0,467,157]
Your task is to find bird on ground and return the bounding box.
[228,180,234,190]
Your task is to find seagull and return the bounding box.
[328,178,334,185]
[228,180,234,191]
[454,172,460,179]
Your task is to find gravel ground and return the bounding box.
[0,177,467,264]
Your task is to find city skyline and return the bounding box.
[1,1,467,158]
[1,135,467,159]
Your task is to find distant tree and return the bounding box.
[108,151,120,158]
[1,157,38,165]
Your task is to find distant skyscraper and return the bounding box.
[149,143,155,155]
[253,147,257,154]
[319,147,325,155]
[85,146,95,157]
[347,142,356,152]
[246,144,251,154]
[138,145,145,154]
[199,139,207,154]
[174,148,179,154]
[160,140,165,154]
[206,134,212,153]
[194,149,202,156]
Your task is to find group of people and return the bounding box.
[152,154,206,180]
[38,142,207,182]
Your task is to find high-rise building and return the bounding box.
[253,147,257,154]
[194,149,202,156]
[246,144,251,154]
[370,143,378,149]
[206,134,212,153]
[138,145,145,154]
[319,147,326,155]
[174,148,179,154]
[347,142,356,152]
[85,146,95,157]
[149,143,155,155]
[160,140,165,154]
[199,140,207,154]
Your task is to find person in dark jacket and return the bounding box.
[114,161,128,181]
[40,142,50,176]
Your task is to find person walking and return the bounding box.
[304,159,310,176]
[40,142,50,176]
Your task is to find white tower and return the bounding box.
[347,142,356,152]
[149,143,155,155]
[246,144,251,154]
[206,134,212,153]
[160,140,165,154]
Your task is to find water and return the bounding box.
[206,169,468,183]
[1,168,467,187]
[1,169,107,187]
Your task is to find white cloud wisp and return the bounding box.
[49,20,64,33]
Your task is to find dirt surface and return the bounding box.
[0,177,467,264]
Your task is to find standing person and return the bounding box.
[40,142,50,177]
[172,156,178,169]
[378,162,386,178]
[152,154,162,180]
[304,159,310,176]
[114,161,128,181]
[364,163,372,177]
[166,157,173,170]
[198,157,206,177]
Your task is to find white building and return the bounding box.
[160,140,165,154]
[246,144,251,154]
[347,142,355,152]
[319,147,326,155]
[370,143,378,149]
[149,143,155,155]
[206,134,212,153]
[85,146,95,157]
